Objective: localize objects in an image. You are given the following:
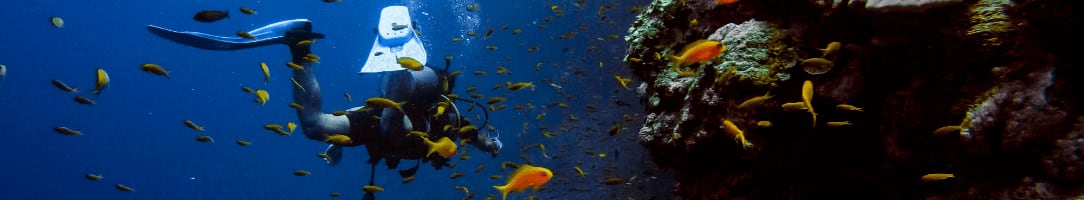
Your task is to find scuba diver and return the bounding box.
[147,6,502,199]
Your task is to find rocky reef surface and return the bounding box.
[624,0,1078,199]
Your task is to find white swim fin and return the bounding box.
[359,6,427,74]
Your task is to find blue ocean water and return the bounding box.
[0,0,667,199]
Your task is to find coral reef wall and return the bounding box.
[624,0,1079,199]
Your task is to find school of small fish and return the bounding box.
[25,1,684,199]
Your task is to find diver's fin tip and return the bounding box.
[324,144,344,166]
[358,6,426,74]
[148,19,312,51]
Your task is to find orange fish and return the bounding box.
[670,40,725,70]
[716,0,740,5]
[493,164,553,200]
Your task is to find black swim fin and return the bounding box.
[397,161,420,178]
[363,192,376,200]
[147,19,323,51]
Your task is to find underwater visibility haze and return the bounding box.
[1,0,1081,199]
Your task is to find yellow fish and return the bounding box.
[602,177,625,185]
[921,173,955,182]
[932,126,963,136]
[450,172,465,179]
[455,186,470,194]
[433,102,447,117]
[239,7,256,15]
[254,89,269,105]
[92,68,109,95]
[286,62,304,70]
[421,136,457,158]
[286,122,297,133]
[836,104,863,112]
[506,82,534,90]
[757,121,773,128]
[397,57,424,71]
[496,66,510,75]
[363,185,384,192]
[802,80,816,128]
[722,119,753,149]
[115,184,134,192]
[819,41,841,58]
[458,125,479,134]
[475,164,486,173]
[50,16,64,28]
[260,62,270,84]
[573,166,588,177]
[407,131,429,138]
[493,164,553,200]
[487,97,505,104]
[325,134,352,145]
[237,31,256,39]
[264,123,282,131]
[74,96,95,105]
[85,173,102,180]
[290,77,305,92]
[196,135,214,143]
[183,120,205,131]
[826,121,852,127]
[139,63,169,79]
[54,126,82,135]
[303,53,320,63]
[670,40,725,69]
[737,94,773,109]
[614,75,631,88]
[293,170,311,176]
[801,58,834,75]
[781,102,808,111]
[296,40,314,47]
[365,97,403,112]
[52,79,78,93]
[501,161,518,170]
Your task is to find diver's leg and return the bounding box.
[363,160,378,200]
[286,34,350,141]
[147,20,348,141]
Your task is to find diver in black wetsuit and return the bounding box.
[147,15,502,200]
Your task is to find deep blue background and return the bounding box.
[0,0,665,199]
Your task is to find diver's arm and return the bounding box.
[290,45,350,141]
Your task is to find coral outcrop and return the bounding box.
[625,0,1079,198]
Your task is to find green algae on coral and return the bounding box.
[709,20,800,87]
